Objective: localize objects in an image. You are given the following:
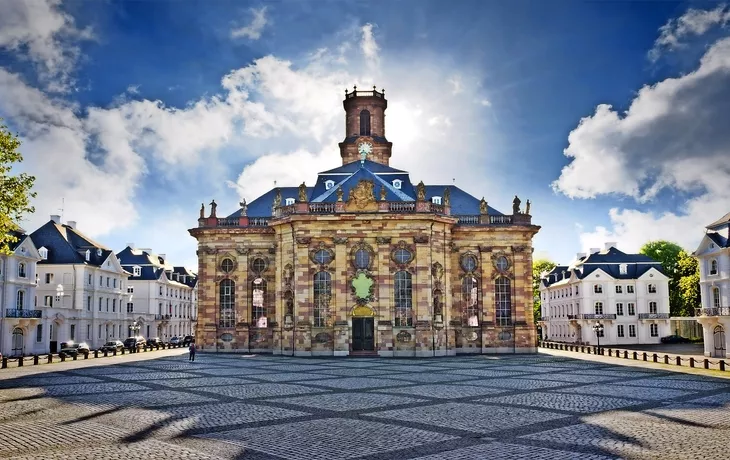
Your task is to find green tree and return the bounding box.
[532,259,557,323]
[676,249,700,317]
[0,120,36,254]
[639,240,692,316]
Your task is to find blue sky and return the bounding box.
[1,0,729,269]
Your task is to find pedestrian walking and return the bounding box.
[188,341,196,361]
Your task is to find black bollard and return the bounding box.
[18,356,23,367]
[34,355,39,365]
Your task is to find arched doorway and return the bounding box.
[713,325,726,358]
[11,328,24,356]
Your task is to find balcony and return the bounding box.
[638,313,670,320]
[5,309,42,318]
[695,307,730,317]
[577,314,617,320]
[155,314,171,321]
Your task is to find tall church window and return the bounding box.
[394,271,413,326]
[463,276,479,326]
[359,109,371,136]
[252,278,267,326]
[219,279,235,327]
[313,271,331,327]
[495,277,512,326]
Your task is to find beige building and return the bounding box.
[190,87,540,357]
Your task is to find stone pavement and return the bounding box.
[1,352,729,459]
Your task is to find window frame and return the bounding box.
[617,324,625,338]
[593,284,603,294]
[394,271,413,327]
[649,301,657,314]
[462,275,480,326]
[313,271,332,328]
[709,259,718,275]
[650,324,658,337]
[616,303,624,315]
[495,276,512,326]
[647,283,657,294]
[594,301,603,315]
[219,279,236,328]
[324,180,335,190]
[629,324,636,337]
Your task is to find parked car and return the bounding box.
[100,340,124,353]
[182,335,194,346]
[660,334,691,344]
[123,336,146,350]
[169,336,180,345]
[147,337,163,349]
[59,341,90,358]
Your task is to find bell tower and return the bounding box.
[339,85,393,166]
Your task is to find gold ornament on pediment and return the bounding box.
[352,305,375,317]
[346,179,378,211]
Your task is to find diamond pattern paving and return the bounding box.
[0,351,728,459]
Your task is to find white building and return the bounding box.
[539,242,671,346]
[29,216,132,352]
[0,230,42,357]
[693,212,729,358]
[116,245,197,341]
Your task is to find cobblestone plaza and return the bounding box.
[1,351,729,459]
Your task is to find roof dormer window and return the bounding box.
[96,248,102,257]
[619,263,627,275]
[85,250,90,261]
[133,266,141,277]
[39,247,48,260]
[324,180,335,190]
[432,196,442,205]
[285,198,295,206]
[392,179,402,190]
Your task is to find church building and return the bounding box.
[189,87,540,357]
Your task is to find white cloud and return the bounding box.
[0,0,93,92]
[448,75,463,95]
[555,35,730,253]
[126,84,140,94]
[231,6,269,40]
[360,23,379,67]
[479,99,491,107]
[0,69,143,236]
[650,4,730,61]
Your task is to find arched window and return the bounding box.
[713,287,721,309]
[359,109,371,136]
[219,279,235,327]
[17,262,26,278]
[252,278,267,326]
[313,271,331,327]
[495,277,511,326]
[354,249,370,270]
[710,259,718,275]
[463,276,479,326]
[394,271,413,326]
[16,290,25,309]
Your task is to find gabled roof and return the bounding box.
[541,247,666,287]
[424,185,503,216]
[319,159,406,174]
[706,212,730,230]
[311,166,414,203]
[706,232,729,248]
[30,220,112,266]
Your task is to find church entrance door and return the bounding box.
[352,318,374,352]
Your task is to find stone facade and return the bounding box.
[189,87,540,357]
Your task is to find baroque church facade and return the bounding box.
[190,87,540,357]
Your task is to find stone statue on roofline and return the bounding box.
[336,186,344,202]
[199,203,205,219]
[416,181,426,201]
[512,195,521,214]
[525,199,531,216]
[209,200,217,218]
[443,188,450,207]
[380,185,387,201]
[479,198,488,214]
[273,189,282,209]
[298,182,308,202]
[239,199,248,216]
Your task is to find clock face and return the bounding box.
[358,142,373,156]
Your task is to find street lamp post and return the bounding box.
[592,321,604,355]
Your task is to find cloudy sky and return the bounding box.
[1,0,729,269]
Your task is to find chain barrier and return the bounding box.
[540,341,728,372]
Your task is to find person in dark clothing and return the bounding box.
[188,341,196,361]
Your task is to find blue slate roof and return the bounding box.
[707,232,729,248]
[226,159,507,218]
[7,230,28,252]
[707,212,730,230]
[30,220,112,266]
[541,247,665,288]
[117,246,197,286]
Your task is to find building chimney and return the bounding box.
[50,215,61,224]
[578,253,587,259]
[66,221,76,229]
[159,254,166,262]
[589,247,600,254]
[127,243,135,249]
[604,242,617,251]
